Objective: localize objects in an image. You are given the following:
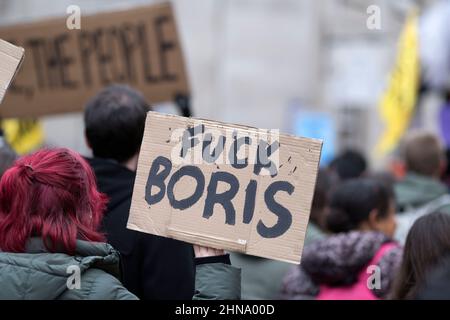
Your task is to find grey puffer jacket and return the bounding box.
[0,238,240,300]
[280,231,402,300]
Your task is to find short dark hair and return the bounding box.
[400,131,443,177]
[329,149,367,180]
[326,178,394,233]
[84,84,151,163]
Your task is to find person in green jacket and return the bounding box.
[395,131,450,214]
[393,132,450,244]
[0,148,240,300]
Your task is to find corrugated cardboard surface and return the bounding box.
[0,39,24,104]
[128,112,322,264]
[0,3,188,118]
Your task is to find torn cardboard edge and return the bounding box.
[0,39,24,104]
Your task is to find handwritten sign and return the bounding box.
[128,112,322,264]
[0,3,188,117]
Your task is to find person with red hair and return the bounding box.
[0,148,241,300]
[0,148,106,254]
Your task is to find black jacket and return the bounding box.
[87,157,196,300]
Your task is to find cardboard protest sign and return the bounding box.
[0,3,189,118]
[128,112,322,264]
[0,39,24,104]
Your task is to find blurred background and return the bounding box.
[0,0,449,169]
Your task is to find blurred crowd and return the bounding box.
[0,84,450,300]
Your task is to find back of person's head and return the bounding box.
[400,130,444,178]
[0,137,17,178]
[310,169,338,228]
[84,84,151,164]
[0,148,107,254]
[391,212,450,300]
[326,178,395,237]
[329,149,367,180]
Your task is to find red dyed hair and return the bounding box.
[0,148,107,254]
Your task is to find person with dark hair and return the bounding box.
[391,212,450,299]
[84,84,150,166]
[393,131,450,244]
[280,178,402,300]
[304,169,338,245]
[329,149,367,181]
[395,131,450,214]
[0,148,241,300]
[84,84,196,300]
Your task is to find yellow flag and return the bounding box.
[1,119,45,155]
[376,10,420,156]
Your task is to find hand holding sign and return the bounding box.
[128,112,322,264]
[194,245,225,258]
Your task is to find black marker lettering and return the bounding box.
[254,140,280,177]
[243,179,257,224]
[119,24,137,83]
[145,156,172,205]
[26,38,46,89]
[180,125,205,158]
[167,166,205,210]
[257,181,294,238]
[202,133,226,163]
[229,133,251,169]
[203,172,239,225]
[78,31,95,86]
[137,23,159,83]
[154,15,176,81]
[54,34,78,89]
